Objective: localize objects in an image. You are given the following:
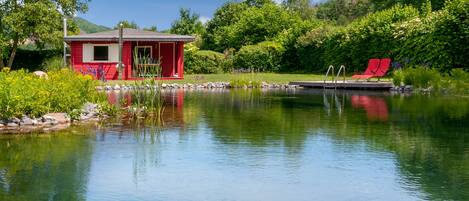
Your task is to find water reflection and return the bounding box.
[105,89,469,200]
[105,90,185,130]
[0,127,96,201]
[1,89,469,200]
[323,91,345,117]
[351,95,389,121]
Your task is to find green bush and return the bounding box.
[11,49,62,71]
[233,41,284,72]
[229,79,262,88]
[185,49,228,74]
[41,56,64,72]
[392,70,404,86]
[451,68,469,82]
[0,69,103,119]
[448,68,469,93]
[396,67,469,93]
[400,66,442,88]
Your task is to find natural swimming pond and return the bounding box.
[1,89,469,201]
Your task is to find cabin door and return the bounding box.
[159,43,175,78]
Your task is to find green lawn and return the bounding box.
[104,73,326,85]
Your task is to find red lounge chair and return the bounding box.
[352,58,392,80]
[375,58,391,78]
[351,59,381,80]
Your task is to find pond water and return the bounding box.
[1,89,469,201]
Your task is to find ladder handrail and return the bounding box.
[324,65,335,85]
[335,65,346,85]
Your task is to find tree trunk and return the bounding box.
[0,54,4,68]
[7,38,18,67]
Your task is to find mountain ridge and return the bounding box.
[73,17,111,34]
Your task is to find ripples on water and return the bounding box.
[1,89,469,201]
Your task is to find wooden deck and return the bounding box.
[289,81,393,90]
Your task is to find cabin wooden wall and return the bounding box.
[70,41,185,80]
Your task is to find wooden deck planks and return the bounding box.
[289,81,393,90]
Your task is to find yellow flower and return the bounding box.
[2,67,11,73]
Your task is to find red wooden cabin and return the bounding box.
[64,28,195,80]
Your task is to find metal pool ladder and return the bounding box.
[323,65,346,89]
[323,65,335,89]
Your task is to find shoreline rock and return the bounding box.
[390,85,443,94]
[0,103,103,134]
[97,82,300,91]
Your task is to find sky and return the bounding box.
[78,0,285,30]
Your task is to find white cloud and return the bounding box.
[199,16,211,24]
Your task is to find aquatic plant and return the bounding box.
[392,70,404,86]
[126,49,166,124]
[394,66,469,93]
[230,79,262,88]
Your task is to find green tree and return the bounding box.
[114,20,138,29]
[202,2,248,51]
[316,0,375,24]
[170,8,205,35]
[371,0,446,11]
[0,0,87,68]
[244,0,275,7]
[143,26,158,32]
[282,0,316,20]
[224,4,302,50]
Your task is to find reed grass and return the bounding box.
[124,49,166,126]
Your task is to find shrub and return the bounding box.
[185,49,227,74]
[398,67,469,93]
[0,69,103,119]
[451,68,469,82]
[233,41,284,72]
[41,56,64,72]
[449,68,469,93]
[11,49,62,71]
[400,66,442,88]
[229,79,262,88]
[392,70,404,86]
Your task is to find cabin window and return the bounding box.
[93,46,109,61]
[136,46,152,59]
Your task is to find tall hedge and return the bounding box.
[296,25,338,72]
[295,1,468,73]
[11,49,61,71]
[394,0,469,71]
[184,49,227,74]
[233,41,284,72]
[433,0,469,70]
[297,5,419,72]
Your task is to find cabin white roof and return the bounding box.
[64,28,196,42]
